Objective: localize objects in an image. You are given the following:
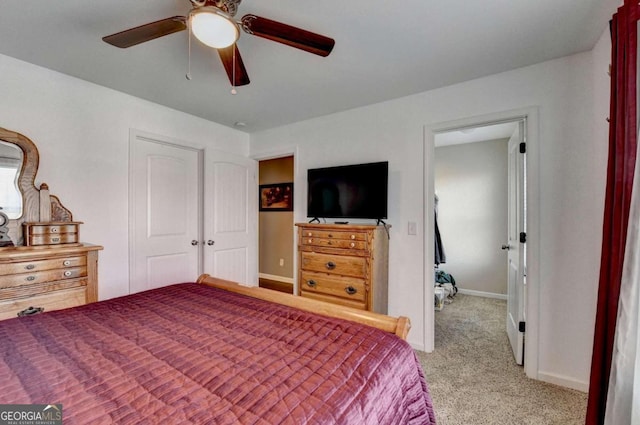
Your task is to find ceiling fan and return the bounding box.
[102,0,335,87]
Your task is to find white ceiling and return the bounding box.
[0,0,620,132]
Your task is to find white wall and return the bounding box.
[0,54,250,301]
[250,27,611,389]
[435,138,509,296]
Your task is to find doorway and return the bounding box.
[424,107,540,379]
[433,121,525,365]
[257,155,295,294]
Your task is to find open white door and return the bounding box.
[204,151,258,286]
[130,135,201,293]
[506,121,526,365]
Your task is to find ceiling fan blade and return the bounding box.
[103,16,187,48]
[217,44,250,87]
[241,15,335,57]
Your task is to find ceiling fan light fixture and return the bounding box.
[190,7,239,49]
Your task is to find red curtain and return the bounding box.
[586,2,638,424]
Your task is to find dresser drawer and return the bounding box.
[300,252,366,278]
[0,266,87,289]
[300,271,366,303]
[27,224,79,235]
[23,222,82,246]
[0,256,86,276]
[299,290,366,310]
[0,287,86,321]
[301,237,366,250]
[300,229,367,241]
[27,233,78,246]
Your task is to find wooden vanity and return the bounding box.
[0,128,102,320]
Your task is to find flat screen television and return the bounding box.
[307,161,388,220]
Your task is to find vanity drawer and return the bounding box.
[0,266,87,289]
[300,251,366,278]
[0,256,86,276]
[27,233,78,246]
[0,287,86,321]
[300,271,366,303]
[27,224,79,235]
[23,222,82,246]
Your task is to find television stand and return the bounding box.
[308,217,321,224]
[376,219,387,226]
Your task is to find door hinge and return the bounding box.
[519,321,526,333]
[519,142,526,154]
[519,232,526,243]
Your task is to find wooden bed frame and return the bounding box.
[197,274,411,340]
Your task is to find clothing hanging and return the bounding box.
[434,194,446,265]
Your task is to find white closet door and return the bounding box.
[506,122,526,365]
[204,151,257,286]
[130,135,201,293]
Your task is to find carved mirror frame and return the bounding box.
[0,127,72,246]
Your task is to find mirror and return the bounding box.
[0,127,74,246]
[0,128,41,245]
[0,140,24,219]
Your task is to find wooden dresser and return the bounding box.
[296,223,389,313]
[0,244,102,320]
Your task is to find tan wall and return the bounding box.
[259,156,294,279]
[434,138,509,295]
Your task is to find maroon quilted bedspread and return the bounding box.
[0,283,435,424]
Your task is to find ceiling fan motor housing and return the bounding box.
[193,0,242,17]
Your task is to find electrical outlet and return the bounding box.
[408,221,417,235]
[279,258,284,267]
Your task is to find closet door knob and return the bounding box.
[501,244,510,250]
[191,240,199,246]
[207,240,215,246]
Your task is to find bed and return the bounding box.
[0,274,436,424]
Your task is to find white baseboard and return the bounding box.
[457,288,507,300]
[258,273,294,284]
[537,371,589,392]
[410,341,427,352]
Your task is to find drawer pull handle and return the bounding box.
[307,232,312,237]
[51,228,59,233]
[328,234,333,238]
[306,279,317,287]
[350,242,355,248]
[345,286,358,295]
[326,262,336,270]
[25,264,35,270]
[18,306,44,317]
[51,237,60,242]
[26,276,36,282]
[350,235,356,240]
[63,260,71,266]
[308,239,313,243]
[64,271,73,277]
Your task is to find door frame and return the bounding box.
[251,146,299,293]
[129,129,205,292]
[423,106,540,380]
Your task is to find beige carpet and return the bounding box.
[416,294,587,425]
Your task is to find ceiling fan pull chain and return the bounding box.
[186,19,192,80]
